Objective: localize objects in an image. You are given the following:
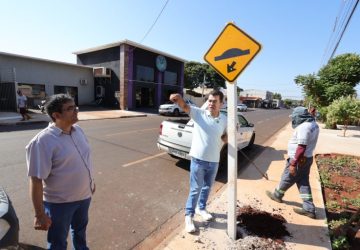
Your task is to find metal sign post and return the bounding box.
[203,22,261,241]
[226,80,238,239]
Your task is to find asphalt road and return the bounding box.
[0,108,291,249]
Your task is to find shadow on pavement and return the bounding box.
[0,123,48,133]
[18,243,46,250]
[173,144,287,184]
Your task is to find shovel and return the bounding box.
[239,150,269,180]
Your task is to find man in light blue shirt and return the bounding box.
[170,90,227,233]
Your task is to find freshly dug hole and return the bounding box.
[237,205,291,239]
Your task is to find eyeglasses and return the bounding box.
[62,105,79,112]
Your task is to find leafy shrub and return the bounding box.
[326,96,360,135]
[328,218,349,230]
[350,195,360,208]
[332,236,350,250]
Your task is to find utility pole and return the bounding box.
[201,74,208,99]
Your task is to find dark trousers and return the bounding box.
[274,157,315,213]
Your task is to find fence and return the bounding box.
[0,68,17,111]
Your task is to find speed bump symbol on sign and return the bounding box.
[204,23,261,83]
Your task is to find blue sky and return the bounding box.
[1,0,359,99]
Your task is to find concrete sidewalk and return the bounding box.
[0,107,147,126]
[154,123,360,250]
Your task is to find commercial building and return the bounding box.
[0,52,94,111]
[74,40,186,110]
[0,40,186,112]
[239,89,274,108]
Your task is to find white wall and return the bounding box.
[0,54,94,105]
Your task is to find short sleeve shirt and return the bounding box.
[189,107,227,163]
[18,95,27,108]
[288,121,319,158]
[26,123,94,203]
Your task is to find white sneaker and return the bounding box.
[185,215,196,233]
[195,207,213,221]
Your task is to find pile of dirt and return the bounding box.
[236,205,291,239]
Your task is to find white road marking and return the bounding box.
[122,152,167,167]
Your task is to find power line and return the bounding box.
[328,0,359,61]
[320,0,347,66]
[325,0,355,64]
[139,0,170,44]
[320,0,359,66]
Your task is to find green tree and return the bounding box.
[237,86,243,96]
[206,66,226,89]
[283,99,293,108]
[326,96,360,136]
[184,61,206,89]
[184,61,225,89]
[295,53,360,107]
[273,92,282,100]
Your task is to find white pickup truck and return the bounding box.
[158,99,196,116]
[157,109,255,164]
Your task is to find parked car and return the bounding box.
[158,99,196,116]
[237,104,248,112]
[157,109,255,166]
[0,187,19,248]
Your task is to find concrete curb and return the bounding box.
[0,110,148,126]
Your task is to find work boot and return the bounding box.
[293,208,316,219]
[185,215,196,233]
[266,190,282,203]
[195,207,213,221]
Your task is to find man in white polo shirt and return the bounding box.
[170,90,227,233]
[266,107,319,219]
[26,94,95,249]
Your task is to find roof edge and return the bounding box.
[0,51,93,69]
[73,39,187,62]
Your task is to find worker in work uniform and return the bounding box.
[266,107,319,219]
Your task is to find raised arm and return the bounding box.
[169,93,190,113]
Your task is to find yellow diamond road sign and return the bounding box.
[204,23,261,83]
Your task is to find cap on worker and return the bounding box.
[290,106,314,128]
[290,107,310,118]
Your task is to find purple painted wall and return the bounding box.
[127,48,134,109]
[180,63,184,95]
[157,71,163,107]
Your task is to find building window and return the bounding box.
[136,65,154,82]
[164,71,177,85]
